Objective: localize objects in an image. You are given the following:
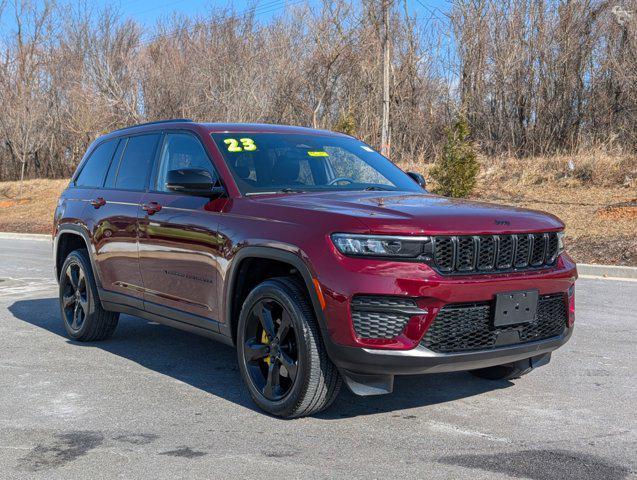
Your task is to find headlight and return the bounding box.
[557,231,565,255]
[331,233,429,258]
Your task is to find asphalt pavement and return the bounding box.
[0,237,635,479]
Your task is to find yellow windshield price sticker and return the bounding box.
[307,151,329,157]
[224,138,257,152]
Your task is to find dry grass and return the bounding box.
[472,183,636,266]
[1,153,635,265]
[0,179,68,234]
[469,154,636,266]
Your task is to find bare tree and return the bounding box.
[0,0,634,182]
[0,0,53,192]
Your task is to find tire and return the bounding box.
[237,277,341,418]
[59,249,119,341]
[470,360,533,380]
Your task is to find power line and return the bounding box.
[137,0,306,48]
[138,0,288,45]
[129,0,193,18]
[414,0,450,23]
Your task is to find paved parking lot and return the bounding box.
[0,237,635,479]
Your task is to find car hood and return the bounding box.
[252,191,564,235]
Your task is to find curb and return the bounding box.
[577,263,637,280]
[0,232,51,242]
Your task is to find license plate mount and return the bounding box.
[494,290,538,327]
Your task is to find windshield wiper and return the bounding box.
[277,188,306,194]
[363,185,392,191]
[245,188,306,196]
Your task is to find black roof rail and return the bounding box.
[111,118,193,133]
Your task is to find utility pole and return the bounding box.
[380,0,391,157]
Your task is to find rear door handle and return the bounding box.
[90,197,106,209]
[142,202,162,215]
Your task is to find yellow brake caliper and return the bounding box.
[261,329,271,365]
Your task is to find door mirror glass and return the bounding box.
[166,169,224,197]
[406,171,426,189]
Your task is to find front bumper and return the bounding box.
[313,247,577,350]
[325,327,572,376]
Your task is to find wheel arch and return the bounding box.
[222,246,327,346]
[54,226,99,286]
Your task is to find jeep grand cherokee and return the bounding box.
[53,119,577,417]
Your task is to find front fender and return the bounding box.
[221,244,327,344]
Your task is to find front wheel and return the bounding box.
[237,277,341,418]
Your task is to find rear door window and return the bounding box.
[112,134,161,191]
[104,138,127,188]
[75,139,118,188]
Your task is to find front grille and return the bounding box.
[351,295,424,339]
[421,294,567,353]
[514,234,531,268]
[477,235,496,270]
[432,232,560,275]
[497,235,514,269]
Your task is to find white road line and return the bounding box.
[0,277,57,298]
[0,232,51,242]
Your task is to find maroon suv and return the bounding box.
[53,119,577,417]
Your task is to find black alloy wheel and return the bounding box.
[243,298,299,401]
[58,249,119,341]
[237,277,341,418]
[61,262,89,332]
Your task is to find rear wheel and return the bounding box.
[59,249,119,341]
[237,277,341,418]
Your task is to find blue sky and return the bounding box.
[0,1,452,46]
[82,0,450,30]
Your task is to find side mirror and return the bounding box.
[407,171,426,189]
[166,169,225,197]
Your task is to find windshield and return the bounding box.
[210,132,421,195]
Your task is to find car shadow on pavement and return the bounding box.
[9,297,513,419]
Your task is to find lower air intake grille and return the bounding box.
[351,296,424,339]
[420,294,567,353]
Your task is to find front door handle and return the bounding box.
[90,197,106,209]
[142,202,162,215]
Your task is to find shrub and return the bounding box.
[333,112,357,136]
[430,118,479,197]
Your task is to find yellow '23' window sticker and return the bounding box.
[307,151,329,157]
[223,138,257,152]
